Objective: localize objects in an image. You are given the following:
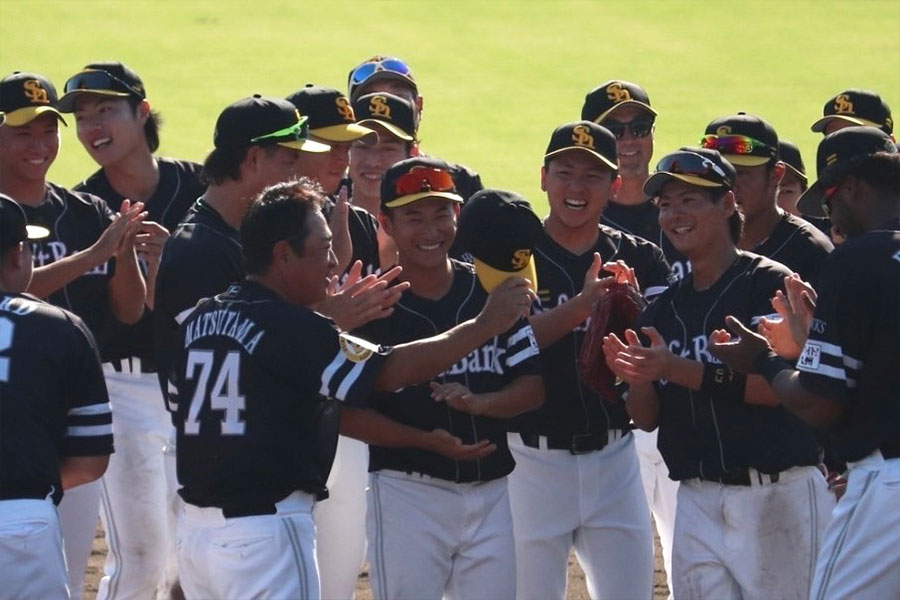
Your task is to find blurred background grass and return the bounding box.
[2,0,897,215]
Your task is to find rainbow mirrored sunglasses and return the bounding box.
[250,116,310,144]
[700,134,774,158]
[350,58,413,86]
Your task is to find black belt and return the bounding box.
[221,503,277,519]
[0,484,51,501]
[520,431,613,455]
[699,467,781,486]
[881,444,900,459]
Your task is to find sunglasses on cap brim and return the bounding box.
[602,117,655,140]
[64,69,144,98]
[250,116,310,144]
[350,58,413,86]
[394,167,456,196]
[700,134,775,158]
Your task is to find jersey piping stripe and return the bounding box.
[762,223,801,258]
[750,312,780,326]
[159,165,183,227]
[175,306,196,326]
[68,402,112,416]
[335,360,366,401]
[281,518,309,597]
[806,477,820,585]
[507,344,539,368]
[370,474,390,599]
[507,325,532,347]
[645,285,668,299]
[66,424,113,437]
[319,352,347,397]
[798,362,857,387]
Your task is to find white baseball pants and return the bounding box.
[0,497,69,599]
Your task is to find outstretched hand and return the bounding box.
[425,429,496,461]
[318,263,410,331]
[601,326,671,385]
[710,315,772,373]
[758,274,817,359]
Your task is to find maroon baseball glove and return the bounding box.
[579,281,646,401]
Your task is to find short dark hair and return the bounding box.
[542,154,619,177]
[829,151,900,196]
[126,96,161,153]
[201,144,281,186]
[240,178,326,275]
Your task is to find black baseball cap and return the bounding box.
[701,113,779,167]
[797,126,897,217]
[644,148,735,197]
[213,95,330,153]
[381,156,463,210]
[545,121,618,170]
[0,72,66,127]
[285,85,376,144]
[457,189,541,293]
[778,140,807,182]
[347,56,418,102]
[352,92,416,142]
[0,193,49,252]
[811,89,893,135]
[581,80,657,123]
[57,61,146,113]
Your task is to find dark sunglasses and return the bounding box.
[64,69,144,98]
[350,58,413,86]
[395,167,455,196]
[655,151,728,181]
[602,117,654,140]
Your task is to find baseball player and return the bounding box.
[506,121,673,600]
[0,71,146,598]
[603,148,834,600]
[58,61,205,599]
[581,80,681,593]
[346,55,484,203]
[285,84,380,279]
[0,193,114,599]
[347,165,544,599]
[285,84,384,600]
[349,91,418,267]
[711,127,900,599]
[700,113,834,285]
[810,88,894,137]
[581,79,688,282]
[777,139,833,239]
[170,178,534,599]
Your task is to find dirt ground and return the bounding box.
[83,523,669,599]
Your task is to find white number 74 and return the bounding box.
[184,350,246,435]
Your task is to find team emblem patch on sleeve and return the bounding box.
[339,333,378,362]
[798,342,822,370]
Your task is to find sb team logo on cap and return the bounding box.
[572,125,595,149]
[335,96,354,122]
[511,249,532,270]
[606,82,632,104]
[23,80,49,104]
[370,96,391,118]
[716,125,732,136]
[834,94,854,115]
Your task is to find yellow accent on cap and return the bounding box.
[311,122,378,143]
[3,106,67,127]
[383,191,464,209]
[544,146,617,171]
[278,138,331,153]
[356,118,414,142]
[473,256,538,294]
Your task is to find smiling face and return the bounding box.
[73,95,148,167]
[349,123,411,208]
[381,196,458,271]
[542,150,619,231]
[0,113,60,184]
[657,180,735,257]
[277,209,337,306]
[604,104,654,178]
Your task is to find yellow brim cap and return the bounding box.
[3,106,67,127]
[544,147,617,170]
[279,138,331,153]
[383,191,463,209]
[473,256,538,293]
[723,153,771,167]
[643,172,723,197]
[810,115,879,133]
[595,101,658,123]
[357,118,414,142]
[312,123,378,144]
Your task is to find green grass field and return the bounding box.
[2,0,898,215]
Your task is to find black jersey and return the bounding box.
[752,212,833,286]
[173,280,387,510]
[75,158,205,232]
[0,293,113,505]
[358,261,541,482]
[518,225,673,438]
[154,199,243,408]
[322,195,380,278]
[800,214,833,238]
[796,221,900,463]
[601,200,691,281]
[637,252,821,480]
[22,183,119,358]
[75,158,205,369]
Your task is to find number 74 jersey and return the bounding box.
[170,280,389,509]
